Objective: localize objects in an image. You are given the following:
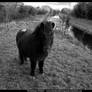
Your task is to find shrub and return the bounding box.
[71,2,92,20]
[37,9,47,15]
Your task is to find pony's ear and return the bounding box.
[40,22,44,30]
[51,22,55,29]
[48,21,55,29]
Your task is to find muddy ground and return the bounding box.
[0,15,92,91]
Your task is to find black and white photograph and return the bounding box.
[0,2,91,91]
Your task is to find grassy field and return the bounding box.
[0,15,92,91]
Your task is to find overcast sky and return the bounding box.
[23,2,77,10]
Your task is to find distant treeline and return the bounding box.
[0,3,49,23]
[0,4,43,23]
[71,2,92,20]
[0,3,61,23]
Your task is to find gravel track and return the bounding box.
[0,16,92,91]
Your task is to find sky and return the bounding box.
[23,2,77,10]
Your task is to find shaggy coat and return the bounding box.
[16,21,55,76]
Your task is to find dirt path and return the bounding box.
[0,17,92,90]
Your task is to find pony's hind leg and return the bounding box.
[18,50,24,65]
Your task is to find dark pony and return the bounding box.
[16,21,55,76]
